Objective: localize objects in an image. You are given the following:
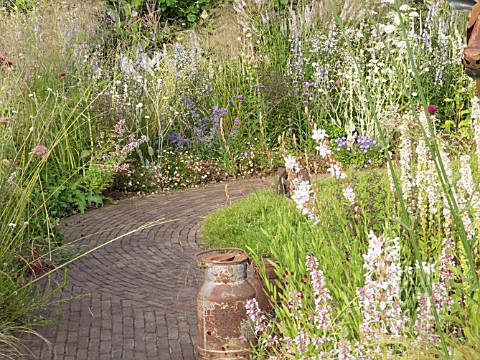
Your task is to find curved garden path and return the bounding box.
[23,177,271,360]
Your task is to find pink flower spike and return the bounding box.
[0,117,10,124]
[31,145,49,156]
[6,60,13,66]
[427,104,437,115]
[59,71,66,77]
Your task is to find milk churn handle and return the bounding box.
[195,248,249,268]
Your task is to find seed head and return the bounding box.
[31,145,49,156]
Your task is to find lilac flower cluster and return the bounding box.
[331,132,382,169]
[99,120,147,173]
[167,131,189,150]
[189,106,228,146]
[181,96,200,119]
[167,106,230,152]
[356,134,376,153]
[334,133,376,154]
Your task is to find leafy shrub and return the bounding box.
[106,0,215,28]
[331,133,385,169]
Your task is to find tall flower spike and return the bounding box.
[357,231,406,356]
[399,123,414,214]
[306,255,333,332]
[473,96,480,172]
[413,238,455,345]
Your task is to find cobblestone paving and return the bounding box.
[22,178,271,360]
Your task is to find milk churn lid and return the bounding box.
[196,248,249,268]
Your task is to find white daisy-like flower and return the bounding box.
[312,128,328,142]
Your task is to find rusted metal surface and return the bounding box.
[463,12,480,80]
[250,255,281,315]
[449,1,480,94]
[196,248,255,359]
[276,167,289,196]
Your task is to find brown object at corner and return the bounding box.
[462,3,480,96]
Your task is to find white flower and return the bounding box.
[342,185,356,205]
[316,144,332,158]
[8,223,16,228]
[284,155,299,171]
[136,102,143,108]
[327,163,346,180]
[383,24,396,34]
[399,4,411,11]
[312,128,328,142]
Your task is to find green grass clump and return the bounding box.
[202,169,392,253]
[202,189,299,253]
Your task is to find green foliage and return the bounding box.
[202,190,302,253]
[442,84,472,137]
[106,0,215,30]
[44,174,105,217]
[203,170,393,252]
[0,0,37,13]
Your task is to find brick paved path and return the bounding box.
[22,178,271,360]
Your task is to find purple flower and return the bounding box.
[59,71,66,77]
[427,104,437,115]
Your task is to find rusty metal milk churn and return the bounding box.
[196,248,255,359]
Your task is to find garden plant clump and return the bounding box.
[1,0,480,358]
